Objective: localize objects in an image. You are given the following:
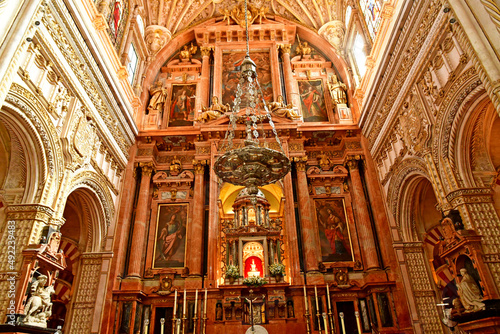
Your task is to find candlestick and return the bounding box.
[339,312,346,334]
[303,285,309,312]
[314,286,322,334]
[144,319,149,334]
[326,284,331,310]
[204,288,207,316]
[183,289,187,317]
[194,289,198,316]
[322,313,328,333]
[160,318,165,334]
[355,311,362,334]
[173,289,178,317]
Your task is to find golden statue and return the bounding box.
[147,81,167,114]
[179,43,197,61]
[267,95,300,120]
[328,74,347,104]
[196,96,230,123]
[296,40,312,59]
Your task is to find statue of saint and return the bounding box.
[196,96,230,122]
[267,95,300,120]
[248,259,260,277]
[147,81,167,115]
[23,275,55,328]
[328,74,347,105]
[296,40,312,59]
[457,268,485,312]
[179,43,197,61]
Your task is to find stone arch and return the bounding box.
[63,171,115,252]
[386,157,429,231]
[2,83,65,205]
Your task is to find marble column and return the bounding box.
[188,160,206,277]
[199,47,212,108]
[279,44,300,110]
[347,157,379,270]
[294,157,319,272]
[127,162,154,278]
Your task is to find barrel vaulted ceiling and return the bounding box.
[140,0,344,36]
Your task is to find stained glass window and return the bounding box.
[127,44,138,85]
[359,0,382,40]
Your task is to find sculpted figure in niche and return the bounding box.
[267,95,300,120]
[147,81,167,115]
[457,268,485,312]
[328,74,347,105]
[197,96,230,122]
[22,275,55,328]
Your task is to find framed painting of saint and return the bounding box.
[298,80,328,122]
[168,84,196,127]
[314,198,353,262]
[153,203,189,268]
[221,50,273,107]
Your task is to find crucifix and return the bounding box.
[244,294,265,332]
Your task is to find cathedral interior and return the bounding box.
[1,0,500,333]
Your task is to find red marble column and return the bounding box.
[199,47,212,108]
[127,161,154,278]
[280,44,300,109]
[294,157,319,272]
[347,157,379,270]
[188,160,206,277]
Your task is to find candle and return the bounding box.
[314,285,319,310]
[326,284,331,311]
[303,285,309,312]
[339,312,346,334]
[183,289,187,317]
[322,313,328,333]
[173,290,178,317]
[204,288,207,316]
[194,289,198,317]
[144,319,149,334]
[160,318,165,334]
[355,311,362,334]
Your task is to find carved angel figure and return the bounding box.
[267,95,300,120]
[197,96,230,123]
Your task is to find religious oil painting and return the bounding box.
[315,198,353,262]
[221,50,273,107]
[298,80,328,122]
[168,84,196,127]
[153,203,189,268]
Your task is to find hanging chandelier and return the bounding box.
[213,0,291,196]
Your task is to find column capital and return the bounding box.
[293,156,308,172]
[139,162,155,176]
[200,46,213,57]
[345,155,363,170]
[193,159,208,175]
[278,43,291,54]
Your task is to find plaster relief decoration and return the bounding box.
[298,80,328,122]
[73,115,96,159]
[168,84,196,127]
[221,50,272,107]
[145,25,172,55]
[153,203,188,268]
[396,94,429,155]
[315,198,353,262]
[318,20,345,55]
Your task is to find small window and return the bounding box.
[359,0,382,41]
[127,43,138,85]
[345,6,352,28]
[352,32,367,81]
